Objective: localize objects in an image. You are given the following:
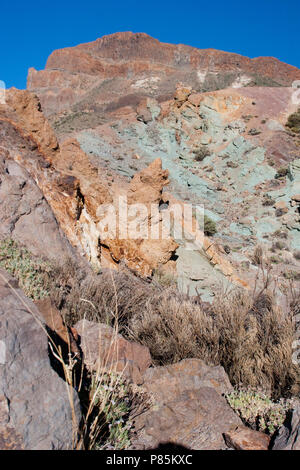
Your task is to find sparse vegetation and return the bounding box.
[262,194,275,206]
[193,146,211,162]
[127,286,299,398]
[251,245,264,265]
[293,250,300,260]
[204,215,217,236]
[269,255,282,264]
[286,108,300,133]
[0,238,50,300]
[273,230,288,240]
[226,389,294,435]
[226,161,239,168]
[1,236,299,436]
[283,270,300,281]
[82,371,134,450]
[152,266,176,287]
[248,128,261,136]
[275,167,289,179]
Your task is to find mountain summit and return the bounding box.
[27,32,300,117]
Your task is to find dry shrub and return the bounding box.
[45,257,299,398]
[251,245,264,265]
[45,258,158,330]
[127,292,219,365]
[127,288,299,399]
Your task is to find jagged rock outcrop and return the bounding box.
[0,269,81,449]
[0,90,178,276]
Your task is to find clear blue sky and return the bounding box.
[1,0,299,89]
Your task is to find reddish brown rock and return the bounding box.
[131,359,242,450]
[224,426,270,450]
[75,319,152,384]
[35,298,80,356]
[0,90,179,276]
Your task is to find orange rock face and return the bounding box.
[1,86,249,286]
[0,89,179,276]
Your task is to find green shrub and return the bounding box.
[226,389,293,435]
[0,238,50,300]
[251,245,264,265]
[90,372,133,450]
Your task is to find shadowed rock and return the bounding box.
[0,269,81,450]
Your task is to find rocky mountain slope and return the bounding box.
[28,32,300,119]
[0,32,299,450]
[24,33,300,300]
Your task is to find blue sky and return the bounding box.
[0,0,299,89]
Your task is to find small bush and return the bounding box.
[44,261,299,399]
[271,241,287,251]
[78,365,152,450]
[262,194,275,207]
[275,167,289,179]
[283,270,300,281]
[193,146,211,162]
[269,255,282,264]
[204,215,217,236]
[128,287,299,398]
[251,245,264,266]
[286,108,300,133]
[273,230,288,240]
[152,267,176,287]
[226,389,293,435]
[88,372,133,450]
[226,161,239,168]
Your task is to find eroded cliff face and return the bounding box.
[55,82,300,298]
[0,88,249,297]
